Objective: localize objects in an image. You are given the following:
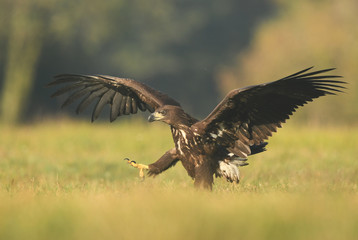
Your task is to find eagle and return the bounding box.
[48,67,346,189]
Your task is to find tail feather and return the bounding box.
[216,142,268,183]
[250,142,268,155]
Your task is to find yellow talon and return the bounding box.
[124,158,149,180]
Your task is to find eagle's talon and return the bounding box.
[124,158,149,180]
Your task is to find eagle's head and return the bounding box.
[148,105,191,126]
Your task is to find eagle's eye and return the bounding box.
[158,109,167,115]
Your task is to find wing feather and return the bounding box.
[76,87,109,114]
[48,74,181,122]
[61,84,102,108]
[138,102,147,111]
[110,92,122,122]
[92,89,116,122]
[119,95,127,115]
[51,82,87,97]
[131,98,138,114]
[195,67,346,154]
[124,96,132,115]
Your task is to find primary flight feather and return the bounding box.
[48,67,346,189]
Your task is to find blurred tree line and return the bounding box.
[0,0,356,125]
[219,0,358,124]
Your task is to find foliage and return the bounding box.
[0,0,274,123]
[0,120,357,239]
[0,0,355,124]
[217,0,358,124]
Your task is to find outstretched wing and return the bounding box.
[48,74,181,122]
[196,67,346,157]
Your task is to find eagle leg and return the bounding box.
[194,161,214,190]
[124,158,149,180]
[147,148,179,177]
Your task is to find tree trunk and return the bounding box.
[0,0,43,124]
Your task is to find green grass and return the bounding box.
[0,119,357,240]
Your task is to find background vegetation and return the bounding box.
[0,0,274,123]
[0,0,356,124]
[218,0,358,124]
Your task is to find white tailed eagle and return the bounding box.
[48,67,346,189]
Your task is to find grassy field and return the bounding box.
[0,119,357,240]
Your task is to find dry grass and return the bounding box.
[0,119,357,240]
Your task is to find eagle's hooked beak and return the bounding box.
[148,112,164,122]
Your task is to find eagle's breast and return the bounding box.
[171,126,203,164]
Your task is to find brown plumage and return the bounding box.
[48,67,346,190]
